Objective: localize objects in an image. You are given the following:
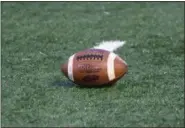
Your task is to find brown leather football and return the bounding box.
[61,48,128,87]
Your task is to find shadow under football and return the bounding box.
[52,79,76,87]
[52,79,116,88]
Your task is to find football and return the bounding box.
[61,48,128,87]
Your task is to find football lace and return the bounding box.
[76,54,103,61]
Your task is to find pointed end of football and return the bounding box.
[61,62,68,77]
[114,56,128,78]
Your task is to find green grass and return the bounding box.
[1,2,184,127]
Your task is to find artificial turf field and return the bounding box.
[1,2,184,127]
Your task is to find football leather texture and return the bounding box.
[61,49,128,87]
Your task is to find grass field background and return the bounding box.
[1,2,184,127]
